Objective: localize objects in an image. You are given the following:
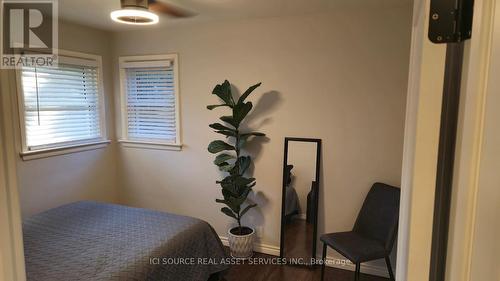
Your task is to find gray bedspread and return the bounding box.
[23,201,228,281]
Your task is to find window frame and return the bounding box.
[118,54,182,151]
[15,50,109,160]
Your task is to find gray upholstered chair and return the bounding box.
[320,182,400,281]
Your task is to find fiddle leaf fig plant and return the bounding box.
[207,80,266,234]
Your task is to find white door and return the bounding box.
[397,0,448,279]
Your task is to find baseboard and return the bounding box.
[320,255,390,278]
[218,236,389,278]
[219,236,281,256]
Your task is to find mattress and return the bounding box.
[22,201,228,281]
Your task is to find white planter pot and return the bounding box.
[228,227,255,259]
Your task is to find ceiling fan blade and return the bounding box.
[147,0,194,18]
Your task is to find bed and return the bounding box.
[22,201,228,281]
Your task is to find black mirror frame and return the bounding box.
[279,137,322,262]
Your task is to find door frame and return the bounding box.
[0,70,26,281]
[396,0,448,279]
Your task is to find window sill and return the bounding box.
[118,140,182,151]
[20,140,111,161]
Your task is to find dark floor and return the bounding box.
[222,251,389,281]
[283,218,314,260]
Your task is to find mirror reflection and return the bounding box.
[281,139,321,264]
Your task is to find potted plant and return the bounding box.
[207,80,266,259]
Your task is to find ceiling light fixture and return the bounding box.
[110,8,159,25]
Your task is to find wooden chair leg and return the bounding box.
[355,263,360,281]
[385,256,395,281]
[321,243,327,281]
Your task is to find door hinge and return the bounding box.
[429,0,474,43]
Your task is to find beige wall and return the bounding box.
[111,5,411,267]
[13,21,120,217]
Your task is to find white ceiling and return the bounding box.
[58,0,411,31]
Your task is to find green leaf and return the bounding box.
[215,130,236,137]
[236,187,252,202]
[224,184,240,197]
[218,175,254,196]
[216,199,238,212]
[209,123,235,132]
[216,161,230,170]
[237,82,261,105]
[212,80,234,106]
[215,155,235,171]
[214,154,235,166]
[240,204,257,217]
[232,102,253,127]
[237,156,251,174]
[208,140,235,154]
[219,164,235,172]
[207,104,229,110]
[229,165,239,176]
[221,187,238,201]
[216,199,226,204]
[234,176,256,187]
[241,132,266,137]
[221,207,237,219]
[247,182,256,189]
[216,176,231,184]
[217,175,257,215]
[220,116,238,128]
[223,192,242,213]
[219,179,238,197]
[238,133,265,149]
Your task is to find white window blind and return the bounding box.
[21,60,103,151]
[123,62,177,143]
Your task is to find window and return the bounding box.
[118,54,181,150]
[17,51,107,158]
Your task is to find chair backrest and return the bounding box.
[352,182,400,251]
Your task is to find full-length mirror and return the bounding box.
[280,137,321,264]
